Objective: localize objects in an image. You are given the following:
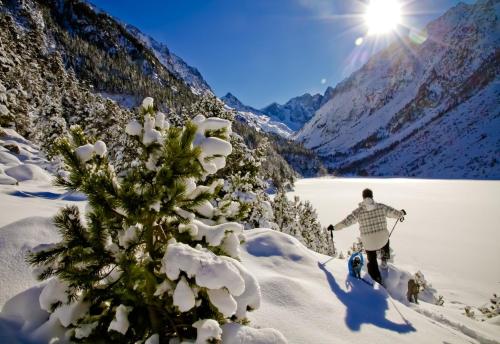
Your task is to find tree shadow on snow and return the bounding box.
[318,262,416,333]
[8,190,86,201]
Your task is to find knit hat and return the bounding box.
[362,188,373,199]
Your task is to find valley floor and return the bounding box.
[1,143,499,343]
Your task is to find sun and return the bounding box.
[364,0,402,35]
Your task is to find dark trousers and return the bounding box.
[365,240,390,284]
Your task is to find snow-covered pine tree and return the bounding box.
[0,82,13,128]
[216,132,274,228]
[272,190,335,256]
[177,95,278,230]
[297,200,336,256]
[187,94,235,122]
[27,98,276,343]
[272,190,300,238]
[229,137,278,229]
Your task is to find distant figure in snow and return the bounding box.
[407,278,421,304]
[328,188,406,286]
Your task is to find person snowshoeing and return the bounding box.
[328,188,406,286]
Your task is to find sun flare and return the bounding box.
[364,0,402,35]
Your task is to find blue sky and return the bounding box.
[90,0,471,108]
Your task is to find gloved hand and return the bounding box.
[401,209,407,216]
[327,224,334,231]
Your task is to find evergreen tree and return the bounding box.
[272,190,336,256]
[272,190,301,238]
[219,135,277,229]
[176,95,278,230]
[27,98,265,343]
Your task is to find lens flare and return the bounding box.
[364,0,402,35]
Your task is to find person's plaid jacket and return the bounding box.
[337,203,403,236]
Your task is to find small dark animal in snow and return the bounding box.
[407,278,421,304]
[351,256,362,279]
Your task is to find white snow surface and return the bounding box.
[4,164,52,183]
[193,319,222,344]
[0,128,85,306]
[75,143,95,163]
[1,132,499,343]
[145,333,159,344]
[241,227,500,344]
[207,288,237,318]
[289,177,500,307]
[98,92,140,109]
[141,97,154,109]
[93,140,107,157]
[108,304,131,335]
[173,276,196,312]
[125,119,143,136]
[193,115,233,175]
[38,278,69,312]
[0,128,55,185]
[221,323,287,344]
[162,242,245,297]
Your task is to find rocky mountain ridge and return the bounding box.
[295,0,500,179]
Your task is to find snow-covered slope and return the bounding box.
[221,93,294,138]
[0,128,87,307]
[290,177,500,307]
[261,92,325,131]
[295,0,500,179]
[125,25,213,96]
[1,133,499,342]
[358,81,500,178]
[222,91,327,135]
[0,128,55,186]
[242,229,500,344]
[2,217,499,343]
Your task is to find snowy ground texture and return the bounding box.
[0,130,499,342]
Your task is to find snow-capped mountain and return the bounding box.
[295,0,500,179]
[0,0,207,112]
[221,93,327,176]
[223,90,330,134]
[124,25,212,96]
[221,93,294,138]
[222,92,267,115]
[261,91,328,131]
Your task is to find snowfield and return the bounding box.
[242,229,500,344]
[0,131,499,343]
[289,177,500,307]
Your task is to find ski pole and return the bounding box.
[389,216,404,237]
[321,256,336,265]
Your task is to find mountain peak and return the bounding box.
[295,0,499,179]
[220,93,294,137]
[222,92,238,101]
[261,92,324,131]
[221,92,249,111]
